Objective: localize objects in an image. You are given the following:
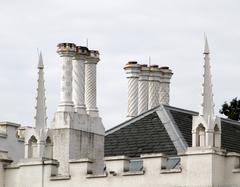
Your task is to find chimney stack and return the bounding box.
[57,43,76,112]
[159,66,173,105]
[85,50,100,117]
[148,65,161,109]
[138,64,149,114]
[72,46,89,114]
[124,61,141,118]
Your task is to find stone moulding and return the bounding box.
[50,175,71,181]
[160,168,182,174]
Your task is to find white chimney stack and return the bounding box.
[159,66,173,105]
[124,61,141,118]
[85,50,100,117]
[72,46,89,114]
[148,65,161,109]
[57,43,76,112]
[138,64,149,114]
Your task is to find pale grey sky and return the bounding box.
[0,0,239,129]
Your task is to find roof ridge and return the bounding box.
[106,105,199,134]
[221,118,240,126]
[163,105,198,115]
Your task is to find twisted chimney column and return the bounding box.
[159,67,173,105]
[72,46,89,114]
[148,65,161,109]
[57,43,76,112]
[85,50,100,117]
[124,61,141,118]
[138,64,149,115]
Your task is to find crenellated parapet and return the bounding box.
[0,122,24,162]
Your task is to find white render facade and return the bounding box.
[0,39,240,187]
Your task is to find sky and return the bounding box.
[0,0,239,130]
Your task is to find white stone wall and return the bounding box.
[0,123,24,162]
[3,148,240,187]
[51,110,105,176]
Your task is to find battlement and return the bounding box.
[0,122,21,138]
[4,148,240,187]
[0,122,24,163]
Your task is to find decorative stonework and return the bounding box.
[148,65,160,109]
[57,43,76,112]
[159,84,169,104]
[124,61,141,118]
[72,46,90,114]
[159,66,173,105]
[35,52,47,130]
[138,65,149,115]
[192,36,221,148]
[85,50,100,116]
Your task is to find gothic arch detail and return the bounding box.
[213,124,221,148]
[44,136,53,159]
[28,136,38,158]
[196,124,206,147]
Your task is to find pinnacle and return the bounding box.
[38,52,44,68]
[204,34,210,54]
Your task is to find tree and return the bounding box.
[219,97,240,121]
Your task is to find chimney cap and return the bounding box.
[89,50,100,58]
[76,46,90,56]
[57,43,76,55]
[150,65,159,68]
[159,66,169,70]
[124,61,141,70]
[128,61,138,65]
[85,50,100,63]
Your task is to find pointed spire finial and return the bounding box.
[200,36,215,122]
[204,33,210,54]
[38,52,44,69]
[35,52,47,130]
[86,38,89,48]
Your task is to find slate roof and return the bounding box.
[167,106,240,154]
[221,119,240,153]
[105,105,240,157]
[104,111,177,157]
[167,107,196,147]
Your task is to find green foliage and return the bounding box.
[219,97,240,121]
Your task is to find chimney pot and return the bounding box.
[57,43,76,112]
[159,67,173,105]
[85,49,100,116]
[124,61,141,118]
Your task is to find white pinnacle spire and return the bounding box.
[35,52,47,130]
[200,36,215,122]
